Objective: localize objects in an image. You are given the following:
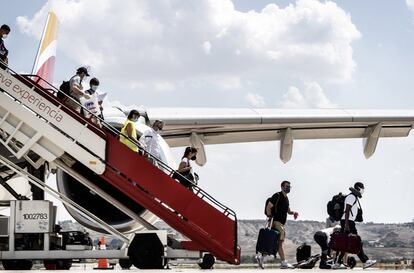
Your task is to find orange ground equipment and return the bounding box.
[94,236,114,270]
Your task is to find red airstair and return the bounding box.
[0,66,240,265]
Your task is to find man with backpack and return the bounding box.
[326,192,345,227]
[333,182,376,269]
[61,67,90,113]
[258,180,298,269]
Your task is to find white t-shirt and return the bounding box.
[321,227,336,244]
[80,90,101,117]
[181,157,194,174]
[181,157,190,167]
[69,75,84,100]
[341,194,359,221]
[140,128,162,160]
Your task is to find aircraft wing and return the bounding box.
[145,108,414,164]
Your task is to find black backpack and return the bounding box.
[264,197,272,216]
[58,80,70,99]
[296,243,311,263]
[264,193,280,217]
[327,193,346,221]
[58,76,77,100]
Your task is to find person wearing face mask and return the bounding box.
[65,67,91,113]
[175,147,198,190]
[0,24,11,69]
[81,77,103,125]
[261,180,298,269]
[119,109,141,153]
[139,120,165,164]
[333,182,376,269]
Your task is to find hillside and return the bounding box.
[237,220,414,262]
[59,219,414,263]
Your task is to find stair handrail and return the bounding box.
[1,66,237,220]
[2,65,239,259]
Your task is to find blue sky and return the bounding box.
[5,0,414,109]
[3,0,414,223]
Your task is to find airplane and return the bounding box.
[1,10,414,259]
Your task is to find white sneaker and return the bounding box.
[255,254,264,269]
[280,260,294,269]
[332,263,347,269]
[363,260,377,269]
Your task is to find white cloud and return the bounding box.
[280,81,337,108]
[17,0,360,95]
[154,81,175,92]
[245,92,266,107]
[281,86,306,108]
[203,41,212,55]
[407,0,414,13]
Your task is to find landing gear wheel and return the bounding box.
[198,253,215,269]
[2,259,33,270]
[119,258,133,269]
[347,256,357,269]
[128,233,165,269]
[44,259,72,270]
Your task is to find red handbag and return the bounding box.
[329,232,362,254]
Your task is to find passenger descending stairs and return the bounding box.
[0,66,240,264]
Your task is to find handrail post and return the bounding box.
[6,68,238,221]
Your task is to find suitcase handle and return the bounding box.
[266,217,274,229]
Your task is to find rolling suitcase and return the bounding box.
[329,231,362,254]
[255,218,280,256]
[296,243,311,263]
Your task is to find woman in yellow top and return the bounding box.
[120,109,140,152]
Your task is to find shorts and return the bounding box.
[272,221,286,241]
[64,98,81,113]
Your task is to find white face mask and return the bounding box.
[2,34,8,39]
[91,85,98,91]
[359,188,364,195]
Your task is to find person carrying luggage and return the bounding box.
[333,182,376,269]
[257,180,299,269]
[314,225,341,269]
[174,147,198,190]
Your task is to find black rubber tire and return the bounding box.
[44,259,72,270]
[2,259,33,270]
[347,256,357,269]
[128,234,165,269]
[119,258,133,269]
[198,253,215,269]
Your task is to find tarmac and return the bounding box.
[10,269,412,272]
[8,262,411,272]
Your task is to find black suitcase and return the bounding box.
[296,243,311,263]
[255,224,279,256]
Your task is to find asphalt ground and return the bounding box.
[9,262,411,272]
